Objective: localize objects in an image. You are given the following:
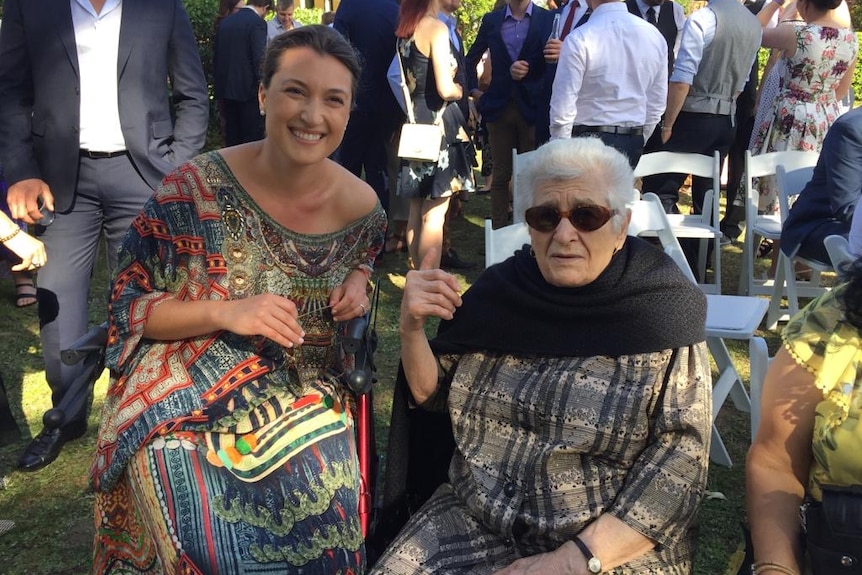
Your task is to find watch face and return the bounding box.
[588,557,602,574]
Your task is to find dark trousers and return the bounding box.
[789,223,847,266]
[643,111,736,214]
[572,128,644,169]
[337,109,399,213]
[35,154,154,430]
[487,100,535,229]
[720,114,756,239]
[222,98,265,146]
[0,373,22,446]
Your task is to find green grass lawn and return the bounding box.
[0,189,817,575]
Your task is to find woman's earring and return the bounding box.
[259,109,265,116]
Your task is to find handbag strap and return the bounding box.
[396,40,418,125]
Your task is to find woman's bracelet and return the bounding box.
[0,227,21,244]
[661,126,673,132]
[751,561,799,575]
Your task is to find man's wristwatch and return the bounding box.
[573,536,602,574]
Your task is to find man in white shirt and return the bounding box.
[0,0,208,472]
[267,0,302,41]
[549,0,668,167]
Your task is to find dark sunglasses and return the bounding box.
[524,205,616,233]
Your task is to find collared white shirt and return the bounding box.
[549,2,667,141]
[670,2,758,92]
[634,0,685,55]
[266,13,302,41]
[633,0,686,30]
[439,11,460,52]
[557,0,589,39]
[71,0,125,152]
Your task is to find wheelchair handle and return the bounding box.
[61,323,109,366]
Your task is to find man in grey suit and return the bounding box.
[0,0,209,471]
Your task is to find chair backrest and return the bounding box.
[634,151,721,223]
[749,336,772,442]
[775,164,816,226]
[744,150,820,180]
[824,234,855,274]
[512,148,539,224]
[629,193,698,283]
[484,219,530,267]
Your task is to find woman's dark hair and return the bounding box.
[395,0,431,39]
[839,257,862,329]
[214,0,242,31]
[806,0,842,11]
[260,25,362,98]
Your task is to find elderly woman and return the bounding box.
[372,138,712,574]
[746,258,862,574]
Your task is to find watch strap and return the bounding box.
[573,536,601,574]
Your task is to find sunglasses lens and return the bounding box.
[570,206,612,232]
[524,206,560,232]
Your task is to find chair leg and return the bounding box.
[785,256,801,319]
[712,236,722,295]
[766,254,788,330]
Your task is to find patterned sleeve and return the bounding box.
[353,203,387,278]
[105,170,211,373]
[606,342,712,550]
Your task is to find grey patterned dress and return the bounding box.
[372,346,712,574]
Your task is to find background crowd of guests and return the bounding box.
[0,0,861,573]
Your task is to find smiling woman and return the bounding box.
[90,26,387,575]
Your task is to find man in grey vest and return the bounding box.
[643,0,760,215]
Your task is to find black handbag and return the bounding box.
[804,485,862,574]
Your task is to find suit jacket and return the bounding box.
[213,7,267,103]
[333,0,401,120]
[465,4,554,125]
[782,106,862,259]
[0,0,209,212]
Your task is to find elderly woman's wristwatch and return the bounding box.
[573,536,602,574]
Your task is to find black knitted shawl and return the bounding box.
[434,236,706,357]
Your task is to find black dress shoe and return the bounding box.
[17,422,86,472]
[441,249,476,270]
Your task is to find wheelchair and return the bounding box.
[46,282,384,541]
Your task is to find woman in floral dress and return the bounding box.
[751,0,857,214]
[395,0,472,269]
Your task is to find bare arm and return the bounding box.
[0,211,46,271]
[746,348,821,572]
[399,251,462,405]
[492,517,654,575]
[429,21,463,102]
[142,295,306,349]
[661,81,691,143]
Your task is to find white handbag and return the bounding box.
[395,43,443,163]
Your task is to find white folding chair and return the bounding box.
[512,149,538,225]
[634,151,723,294]
[765,165,832,329]
[748,336,772,442]
[824,234,854,278]
[484,219,529,268]
[738,150,820,296]
[632,193,766,466]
